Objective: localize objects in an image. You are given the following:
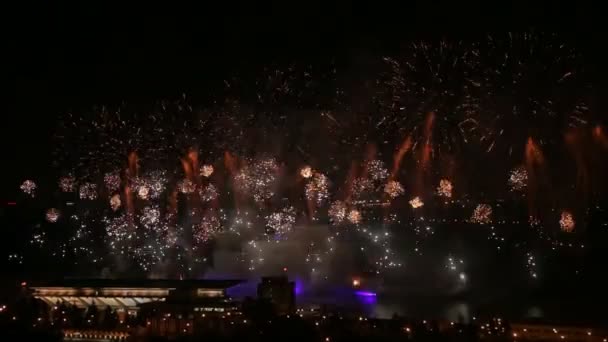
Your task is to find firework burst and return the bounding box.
[234,157,279,202]
[104,172,121,193]
[305,172,330,205]
[178,179,196,194]
[20,180,37,197]
[347,209,362,224]
[79,183,98,200]
[508,166,528,191]
[409,196,424,209]
[46,208,60,223]
[193,211,222,243]
[300,166,313,178]
[59,176,75,192]
[110,194,122,211]
[200,164,214,178]
[559,211,575,232]
[471,204,493,224]
[437,179,453,198]
[328,200,347,225]
[384,180,404,198]
[366,159,389,181]
[199,183,219,202]
[266,206,297,237]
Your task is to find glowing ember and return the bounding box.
[200,164,214,178]
[104,172,121,193]
[508,166,528,191]
[437,179,453,198]
[559,211,575,232]
[110,194,122,211]
[471,204,493,224]
[20,180,37,197]
[178,179,196,194]
[366,159,389,181]
[266,206,296,237]
[300,166,313,178]
[200,183,219,202]
[79,183,98,200]
[328,201,347,224]
[348,209,362,224]
[409,196,424,209]
[59,176,75,192]
[46,208,60,223]
[384,180,404,198]
[305,172,330,205]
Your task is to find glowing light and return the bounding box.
[348,209,362,224]
[234,158,279,202]
[366,159,389,181]
[199,184,219,202]
[59,176,75,192]
[200,164,214,178]
[508,166,528,191]
[178,179,196,194]
[305,172,330,205]
[46,208,60,223]
[104,172,121,193]
[471,204,492,224]
[266,206,296,237]
[300,166,313,178]
[79,183,98,200]
[20,180,36,197]
[384,180,404,198]
[437,179,453,198]
[409,196,424,209]
[328,201,347,224]
[352,278,360,287]
[110,194,121,211]
[559,211,575,232]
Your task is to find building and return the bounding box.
[257,276,295,315]
[29,279,243,320]
[511,323,608,341]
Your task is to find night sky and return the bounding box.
[5,3,608,323]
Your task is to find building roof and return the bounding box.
[29,278,243,289]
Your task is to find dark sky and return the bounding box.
[5,2,606,198]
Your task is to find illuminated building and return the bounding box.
[30,279,242,320]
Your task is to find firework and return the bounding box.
[508,166,528,191]
[193,212,222,243]
[234,158,279,202]
[351,177,374,199]
[409,196,424,209]
[105,215,131,241]
[59,176,75,192]
[348,209,362,224]
[79,183,98,200]
[471,204,493,224]
[104,172,121,193]
[305,172,330,205]
[110,194,122,211]
[300,166,313,178]
[200,183,219,202]
[266,206,296,237]
[178,179,196,194]
[20,180,37,197]
[366,159,389,181]
[140,205,161,227]
[328,200,347,224]
[384,180,404,198]
[200,164,214,178]
[559,211,575,232]
[137,184,150,200]
[380,40,481,154]
[45,208,60,223]
[437,179,453,198]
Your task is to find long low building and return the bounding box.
[29,279,243,316]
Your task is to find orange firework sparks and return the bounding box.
[559,211,575,232]
[436,179,453,198]
[471,204,492,224]
[300,166,313,179]
[409,196,424,209]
